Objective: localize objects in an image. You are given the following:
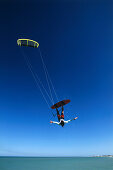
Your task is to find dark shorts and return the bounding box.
[57,114,64,121]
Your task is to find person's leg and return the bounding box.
[56,108,60,121]
[61,106,64,119]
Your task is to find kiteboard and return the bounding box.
[51,99,71,109]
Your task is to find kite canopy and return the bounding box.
[17,39,39,48]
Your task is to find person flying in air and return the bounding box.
[50,106,78,127]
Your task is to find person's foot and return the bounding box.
[74,117,78,120]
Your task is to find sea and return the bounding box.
[0,157,113,170]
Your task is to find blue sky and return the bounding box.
[0,0,113,156]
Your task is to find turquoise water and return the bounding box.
[0,157,113,170]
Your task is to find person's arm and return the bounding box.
[50,121,60,125]
[64,117,78,123]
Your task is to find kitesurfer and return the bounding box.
[50,106,78,127]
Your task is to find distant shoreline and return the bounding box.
[92,155,113,158]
